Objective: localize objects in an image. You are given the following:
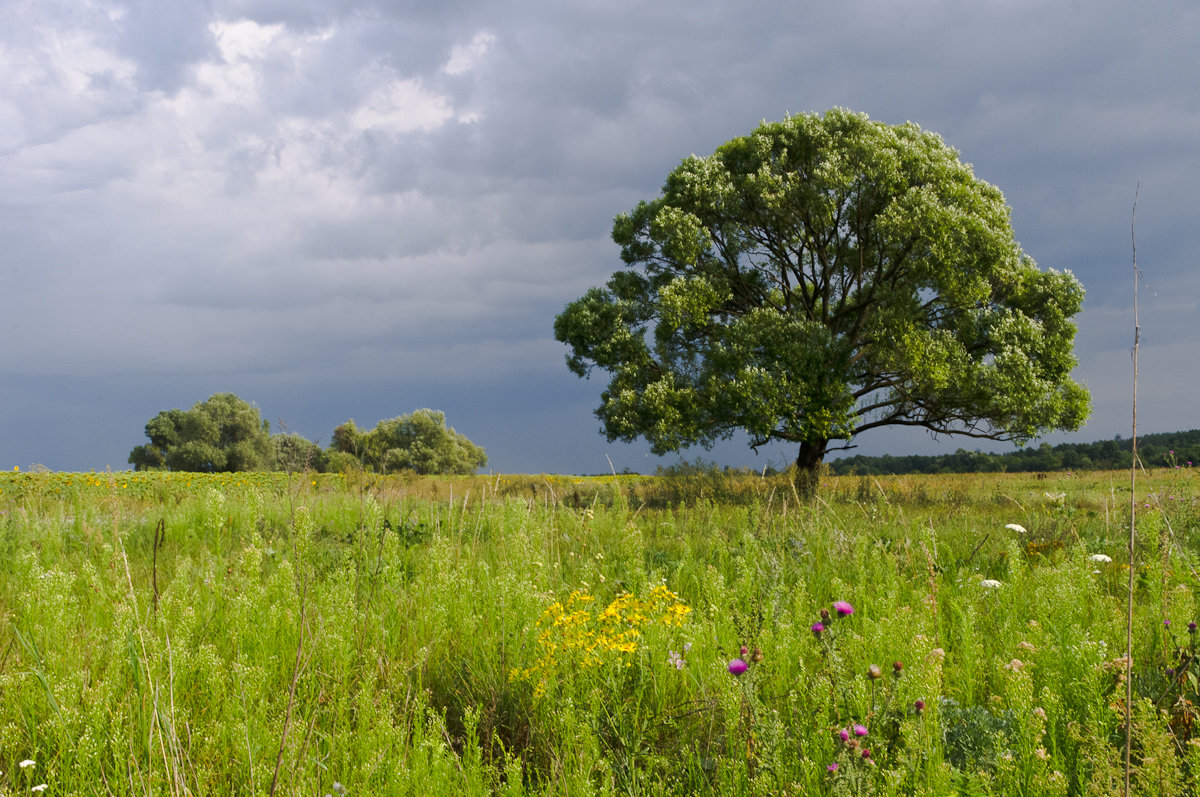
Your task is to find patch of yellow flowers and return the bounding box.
[512,585,691,698]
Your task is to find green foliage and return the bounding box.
[330,409,487,475]
[130,399,484,476]
[129,392,272,472]
[555,108,1090,475]
[271,431,324,473]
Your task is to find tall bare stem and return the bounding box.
[1124,182,1140,797]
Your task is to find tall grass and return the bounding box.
[0,468,1197,794]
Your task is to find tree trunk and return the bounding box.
[794,438,829,500]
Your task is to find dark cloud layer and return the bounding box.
[2,0,1197,472]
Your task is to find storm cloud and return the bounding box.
[2,0,1197,472]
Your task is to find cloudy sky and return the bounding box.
[2,0,1197,474]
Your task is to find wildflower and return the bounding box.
[928,648,945,662]
[740,645,749,656]
[1190,622,1197,634]
[820,608,831,622]
[1089,554,1112,563]
[1005,523,1027,533]
[839,728,850,742]
[1033,707,1047,720]
[751,647,763,663]
[1017,641,1037,653]
[668,650,686,670]
[914,699,925,714]
[19,760,35,769]
[980,579,1002,589]
[728,658,748,676]
[32,787,48,794]
[833,601,854,617]
[811,621,825,637]
[827,762,839,772]
[1005,658,1026,672]
[853,724,868,737]
[867,664,882,680]
[893,661,903,676]
[862,748,872,759]
[1165,620,1172,629]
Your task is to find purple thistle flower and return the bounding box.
[728,658,748,676]
[853,724,868,737]
[827,762,839,772]
[811,621,825,636]
[1189,622,1197,634]
[838,728,850,743]
[833,601,854,617]
[914,699,925,715]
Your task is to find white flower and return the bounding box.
[1005,523,1027,533]
[32,786,48,793]
[1089,554,1113,563]
[980,579,1003,589]
[19,760,35,769]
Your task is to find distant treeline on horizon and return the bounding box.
[824,429,1200,476]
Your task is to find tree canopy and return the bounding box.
[129,393,272,472]
[554,109,1090,481]
[330,409,488,475]
[131,398,487,475]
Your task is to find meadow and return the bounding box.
[0,466,1198,795]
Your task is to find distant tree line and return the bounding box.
[129,393,487,475]
[826,430,1200,476]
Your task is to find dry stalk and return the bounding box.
[152,518,165,614]
[1123,182,1140,797]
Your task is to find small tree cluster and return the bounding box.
[128,393,272,472]
[129,396,486,475]
[328,409,487,475]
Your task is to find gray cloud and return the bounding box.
[2,0,1198,472]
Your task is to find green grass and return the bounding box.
[0,468,1198,795]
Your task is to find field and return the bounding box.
[1,467,1198,795]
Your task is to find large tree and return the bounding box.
[554,109,1090,484]
[129,393,273,472]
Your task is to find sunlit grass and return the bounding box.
[0,468,1197,794]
